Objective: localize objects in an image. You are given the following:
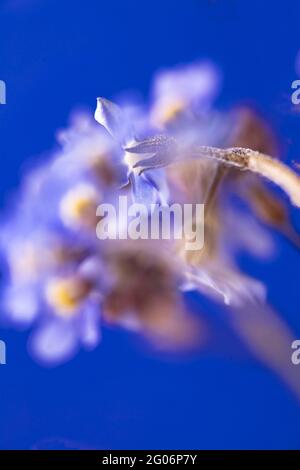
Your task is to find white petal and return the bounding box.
[95,97,133,145]
[29,319,78,366]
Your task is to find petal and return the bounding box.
[152,61,221,110]
[79,303,101,349]
[125,135,177,154]
[129,172,158,205]
[133,154,167,173]
[143,170,170,205]
[28,319,78,366]
[4,285,39,325]
[94,98,133,145]
[126,135,180,173]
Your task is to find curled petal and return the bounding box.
[125,135,177,154]
[133,155,168,174]
[126,135,179,173]
[95,97,133,145]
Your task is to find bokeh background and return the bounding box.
[1,0,300,449]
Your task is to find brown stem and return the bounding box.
[204,164,228,220]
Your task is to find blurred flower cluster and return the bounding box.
[2,61,300,396]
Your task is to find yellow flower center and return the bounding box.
[152,99,186,127]
[45,277,91,316]
[59,183,100,229]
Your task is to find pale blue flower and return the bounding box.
[95,97,169,205]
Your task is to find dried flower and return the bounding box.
[1,60,300,401]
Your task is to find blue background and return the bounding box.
[1,0,300,449]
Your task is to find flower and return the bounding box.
[102,239,200,348]
[95,97,169,205]
[27,256,104,365]
[150,61,221,128]
[1,60,300,401]
[0,116,115,364]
